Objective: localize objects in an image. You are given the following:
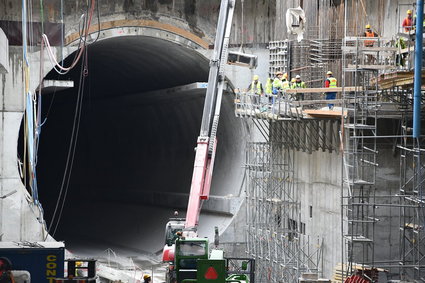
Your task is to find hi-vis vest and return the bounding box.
[265,78,273,94]
[327,77,337,88]
[251,81,262,94]
[282,80,290,89]
[365,31,375,47]
[272,78,282,89]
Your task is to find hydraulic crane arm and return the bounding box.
[184,0,236,232]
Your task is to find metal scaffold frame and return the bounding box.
[341,36,393,281]
[398,122,425,280]
[245,139,323,283]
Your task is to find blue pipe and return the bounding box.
[413,0,424,138]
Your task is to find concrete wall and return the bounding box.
[0,47,46,241]
[296,150,342,278]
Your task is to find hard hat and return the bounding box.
[253,75,259,81]
[327,71,333,75]
[283,73,288,79]
[76,261,83,267]
[295,75,301,79]
[291,78,296,83]
[365,24,371,29]
[407,10,412,14]
[276,71,283,76]
[144,274,151,280]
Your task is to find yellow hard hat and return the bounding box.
[327,71,333,75]
[365,24,371,29]
[144,274,151,280]
[407,10,412,14]
[253,75,259,81]
[283,73,288,79]
[76,261,83,267]
[291,78,296,83]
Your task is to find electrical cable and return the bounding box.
[42,0,95,75]
[46,46,87,238]
[45,2,93,238]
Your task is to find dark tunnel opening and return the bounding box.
[18,36,245,259]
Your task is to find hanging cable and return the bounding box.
[42,0,95,75]
[45,2,92,237]
[46,45,87,238]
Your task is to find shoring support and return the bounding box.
[413,0,424,139]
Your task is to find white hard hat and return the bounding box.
[295,75,301,79]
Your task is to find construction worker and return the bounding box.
[0,258,14,283]
[281,73,290,90]
[143,274,152,283]
[402,10,414,32]
[75,261,84,277]
[325,71,337,110]
[413,13,425,30]
[272,71,284,93]
[291,75,306,100]
[363,24,378,47]
[265,77,273,96]
[247,74,264,107]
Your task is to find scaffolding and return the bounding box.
[245,141,323,283]
[235,32,424,282]
[340,36,383,281]
[397,82,425,280]
[340,32,425,282]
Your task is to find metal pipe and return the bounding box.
[413,0,424,138]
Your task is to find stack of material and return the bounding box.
[332,263,386,283]
[299,273,331,283]
[373,70,425,89]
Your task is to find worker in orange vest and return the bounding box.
[402,10,414,32]
[363,24,378,47]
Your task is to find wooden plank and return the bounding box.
[304,109,347,118]
[294,98,356,106]
[342,46,397,52]
[347,64,396,70]
[285,87,363,93]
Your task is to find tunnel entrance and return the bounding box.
[20,36,245,259]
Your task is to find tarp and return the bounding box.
[286,7,306,42]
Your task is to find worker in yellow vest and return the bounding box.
[265,77,273,96]
[282,73,290,90]
[291,75,306,100]
[325,71,337,109]
[247,74,264,107]
[272,71,284,94]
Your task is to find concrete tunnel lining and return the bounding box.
[28,36,246,259]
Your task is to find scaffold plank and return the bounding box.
[304,109,347,118]
[285,87,362,93]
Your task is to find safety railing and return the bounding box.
[234,90,304,120]
[234,89,350,120]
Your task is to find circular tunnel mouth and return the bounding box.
[22,36,245,260]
